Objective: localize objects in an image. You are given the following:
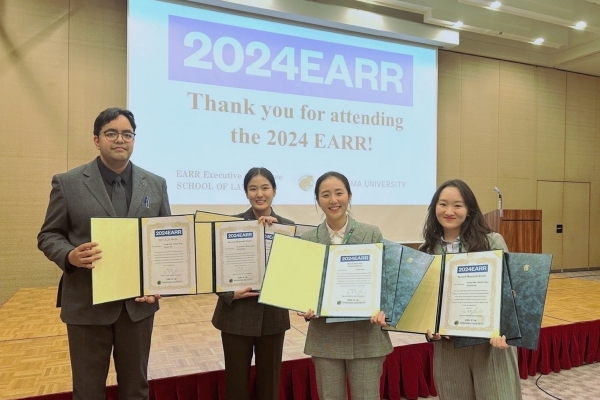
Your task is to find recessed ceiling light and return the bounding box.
[489,1,501,9]
[452,21,464,29]
[575,21,587,30]
[533,38,544,45]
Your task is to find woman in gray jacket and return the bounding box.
[421,179,521,400]
[299,171,391,400]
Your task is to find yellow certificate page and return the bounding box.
[387,255,442,334]
[91,218,141,304]
[259,234,326,313]
[195,222,214,293]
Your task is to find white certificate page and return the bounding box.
[141,215,196,295]
[320,242,383,317]
[215,220,265,291]
[438,250,503,338]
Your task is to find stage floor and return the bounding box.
[1,271,599,400]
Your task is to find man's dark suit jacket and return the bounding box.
[38,158,171,325]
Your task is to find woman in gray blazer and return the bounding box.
[421,179,521,400]
[211,167,294,400]
[299,171,392,400]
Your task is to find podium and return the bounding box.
[483,210,542,253]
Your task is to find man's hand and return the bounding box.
[135,294,161,303]
[68,242,102,269]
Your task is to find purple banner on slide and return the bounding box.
[168,15,413,106]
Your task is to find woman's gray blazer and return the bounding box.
[300,216,393,359]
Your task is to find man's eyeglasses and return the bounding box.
[100,130,136,142]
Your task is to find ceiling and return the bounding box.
[304,0,600,77]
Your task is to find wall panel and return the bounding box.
[590,80,600,267]
[0,0,128,305]
[460,55,499,213]
[437,51,462,183]
[0,0,70,305]
[565,73,596,182]
[562,182,590,270]
[537,181,563,270]
[498,62,536,210]
[67,0,128,169]
[535,68,566,181]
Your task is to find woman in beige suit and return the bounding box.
[422,179,521,400]
[299,171,391,400]
[211,167,294,400]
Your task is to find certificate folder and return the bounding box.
[504,253,552,350]
[196,220,266,293]
[380,240,403,322]
[91,212,297,303]
[194,213,296,293]
[330,241,434,325]
[294,224,317,238]
[432,253,551,349]
[91,214,197,305]
[259,234,383,318]
[388,244,436,327]
[194,210,243,222]
[386,255,442,334]
[326,239,415,325]
[453,258,521,347]
[386,250,507,339]
[194,211,244,294]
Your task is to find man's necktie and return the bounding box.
[112,175,128,217]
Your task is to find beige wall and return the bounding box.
[1,1,599,305]
[0,0,127,305]
[438,52,600,271]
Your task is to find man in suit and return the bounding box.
[38,107,171,400]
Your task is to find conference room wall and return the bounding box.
[0,0,127,306]
[1,0,599,305]
[438,52,600,270]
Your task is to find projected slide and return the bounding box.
[128,0,437,206]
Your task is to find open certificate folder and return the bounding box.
[91,215,197,304]
[386,250,505,339]
[259,234,383,318]
[194,211,296,293]
[91,212,297,304]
